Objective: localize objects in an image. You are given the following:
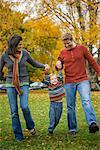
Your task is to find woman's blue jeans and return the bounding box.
[6,85,35,141]
[64,80,97,132]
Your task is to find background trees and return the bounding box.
[0,0,100,87]
[0,0,62,81]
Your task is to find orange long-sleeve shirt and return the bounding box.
[58,44,100,84]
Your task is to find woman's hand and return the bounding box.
[45,64,50,72]
[56,61,62,69]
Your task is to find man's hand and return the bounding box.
[56,61,62,69]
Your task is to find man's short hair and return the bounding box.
[61,33,73,41]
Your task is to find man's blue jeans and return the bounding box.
[48,101,63,132]
[6,85,35,141]
[64,80,97,132]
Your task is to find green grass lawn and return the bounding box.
[0,90,100,150]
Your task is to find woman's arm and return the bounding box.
[26,51,45,68]
[0,54,5,80]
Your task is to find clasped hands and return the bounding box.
[44,60,62,73]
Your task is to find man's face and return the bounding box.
[50,74,58,85]
[63,39,73,50]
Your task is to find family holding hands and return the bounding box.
[0,33,99,141]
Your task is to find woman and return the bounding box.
[0,35,49,141]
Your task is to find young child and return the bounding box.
[44,70,65,134]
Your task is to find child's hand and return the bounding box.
[56,61,62,69]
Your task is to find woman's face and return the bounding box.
[17,41,23,51]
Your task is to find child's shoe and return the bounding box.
[48,130,53,135]
[30,128,36,136]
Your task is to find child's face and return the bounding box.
[50,74,58,85]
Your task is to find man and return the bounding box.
[56,33,100,135]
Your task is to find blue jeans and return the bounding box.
[64,80,97,132]
[48,101,63,132]
[6,85,35,141]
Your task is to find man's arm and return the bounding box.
[83,47,100,76]
[56,51,64,70]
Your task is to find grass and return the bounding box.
[0,90,100,150]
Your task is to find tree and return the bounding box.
[2,0,100,85]
[0,0,26,54]
[1,1,62,81]
[22,16,62,80]
[30,0,100,87]
[8,0,99,51]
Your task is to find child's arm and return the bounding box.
[43,71,50,86]
[58,70,63,82]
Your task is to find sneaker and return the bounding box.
[15,138,23,142]
[68,131,77,135]
[48,131,53,135]
[30,128,36,136]
[89,123,99,133]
